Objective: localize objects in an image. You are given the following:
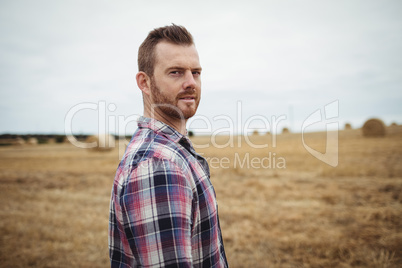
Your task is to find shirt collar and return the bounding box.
[137,116,201,160]
[137,116,184,144]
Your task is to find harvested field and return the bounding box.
[0,127,401,267]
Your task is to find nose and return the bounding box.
[182,70,197,90]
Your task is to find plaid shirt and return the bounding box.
[109,117,228,268]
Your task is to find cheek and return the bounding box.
[162,83,181,95]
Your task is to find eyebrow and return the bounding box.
[167,66,202,72]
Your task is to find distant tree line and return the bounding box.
[0,134,133,146]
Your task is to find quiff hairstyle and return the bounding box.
[138,24,194,77]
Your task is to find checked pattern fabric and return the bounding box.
[109,117,228,267]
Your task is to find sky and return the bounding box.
[1,0,401,136]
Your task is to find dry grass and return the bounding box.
[0,127,401,267]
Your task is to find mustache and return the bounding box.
[176,88,198,99]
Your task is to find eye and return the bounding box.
[169,71,183,77]
[192,71,201,77]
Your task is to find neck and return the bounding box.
[143,110,187,136]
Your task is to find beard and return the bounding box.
[150,78,200,120]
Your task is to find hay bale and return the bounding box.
[27,137,38,145]
[252,130,259,136]
[362,118,386,137]
[387,122,402,135]
[15,138,25,145]
[344,123,352,130]
[282,127,290,134]
[86,134,115,151]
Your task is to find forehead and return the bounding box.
[154,41,200,69]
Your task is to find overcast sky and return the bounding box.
[1,0,401,135]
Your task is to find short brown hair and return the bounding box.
[138,24,194,77]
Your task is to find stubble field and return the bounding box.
[0,127,401,267]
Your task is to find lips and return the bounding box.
[178,95,196,101]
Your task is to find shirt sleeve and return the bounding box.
[120,157,194,267]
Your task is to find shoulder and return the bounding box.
[118,156,196,203]
[117,129,191,180]
[130,129,186,165]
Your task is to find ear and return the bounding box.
[136,71,151,96]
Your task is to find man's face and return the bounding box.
[149,41,202,120]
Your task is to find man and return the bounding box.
[109,24,229,267]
